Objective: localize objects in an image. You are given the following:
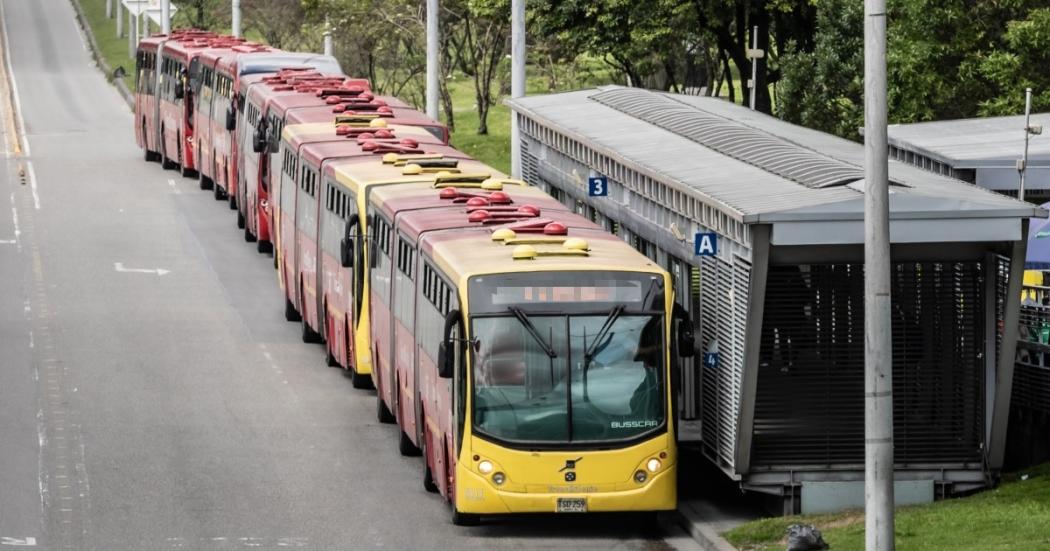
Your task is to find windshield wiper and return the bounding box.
[584,305,625,360]
[508,306,557,358]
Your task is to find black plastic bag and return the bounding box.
[786,524,829,551]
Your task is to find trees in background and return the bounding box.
[225,0,1048,139]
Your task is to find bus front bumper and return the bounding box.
[456,465,676,515]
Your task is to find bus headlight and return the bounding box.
[646,458,662,473]
[492,472,506,485]
[478,460,494,475]
[634,470,648,484]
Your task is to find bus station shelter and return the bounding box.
[508,87,1046,514]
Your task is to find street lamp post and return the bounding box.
[510,0,525,178]
[425,0,439,121]
[232,0,241,38]
[863,0,895,549]
[161,0,170,35]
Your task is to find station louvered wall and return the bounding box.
[752,262,987,467]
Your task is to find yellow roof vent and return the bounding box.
[480,179,504,191]
[383,153,443,165]
[512,244,538,260]
[563,237,589,252]
[433,173,495,188]
[491,228,516,242]
[402,163,424,175]
[369,118,388,128]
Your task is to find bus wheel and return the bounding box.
[397,395,421,456]
[243,219,255,241]
[350,364,373,389]
[161,130,176,170]
[301,319,321,344]
[422,429,439,493]
[258,239,272,255]
[229,193,237,210]
[198,173,213,191]
[376,395,395,424]
[284,295,301,322]
[213,180,225,201]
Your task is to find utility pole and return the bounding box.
[106,0,113,19]
[1018,88,1043,203]
[863,0,894,550]
[425,0,439,121]
[510,0,525,178]
[747,26,762,110]
[128,7,136,58]
[232,0,242,38]
[161,0,170,35]
[323,16,333,57]
[116,1,123,39]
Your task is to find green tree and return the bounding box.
[978,8,1050,116]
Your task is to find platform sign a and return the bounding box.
[588,176,608,197]
[695,232,718,256]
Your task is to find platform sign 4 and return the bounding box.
[703,352,719,369]
[695,232,718,256]
[588,176,608,197]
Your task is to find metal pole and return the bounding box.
[425,0,440,120]
[142,12,149,39]
[232,0,242,38]
[128,8,136,58]
[510,0,525,178]
[106,0,113,19]
[117,2,124,39]
[1020,87,1033,203]
[323,17,333,57]
[749,25,758,110]
[863,0,894,549]
[161,0,170,35]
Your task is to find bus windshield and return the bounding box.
[468,272,666,445]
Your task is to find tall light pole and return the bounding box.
[117,1,124,38]
[232,0,242,38]
[1018,88,1043,203]
[747,26,763,110]
[323,16,333,57]
[510,0,525,178]
[863,0,895,549]
[161,0,170,35]
[128,7,136,58]
[106,0,113,19]
[425,0,439,121]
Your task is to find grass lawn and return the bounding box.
[78,0,136,91]
[724,462,1050,550]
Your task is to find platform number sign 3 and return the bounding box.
[694,232,718,256]
[588,176,608,197]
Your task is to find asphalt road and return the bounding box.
[0,1,702,549]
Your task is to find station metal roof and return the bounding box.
[888,113,1050,168]
[508,87,1045,224]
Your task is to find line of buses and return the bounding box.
[133,29,695,525]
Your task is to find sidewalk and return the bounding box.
[672,496,751,550]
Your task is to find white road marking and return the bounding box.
[113,262,170,276]
[0,537,37,546]
[0,239,15,244]
[168,178,180,194]
[10,195,20,252]
[0,0,39,210]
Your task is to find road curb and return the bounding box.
[67,0,134,108]
[672,507,739,551]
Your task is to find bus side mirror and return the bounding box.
[252,126,266,153]
[674,304,695,358]
[225,106,236,131]
[340,237,354,268]
[438,309,460,379]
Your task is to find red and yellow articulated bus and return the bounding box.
[134,30,220,175]
[238,70,358,250]
[363,174,572,447]
[273,122,453,380]
[363,177,693,524]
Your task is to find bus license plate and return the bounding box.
[556,498,587,513]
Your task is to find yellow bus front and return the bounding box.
[454,269,678,515]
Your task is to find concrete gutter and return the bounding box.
[672,499,744,551]
[68,0,134,108]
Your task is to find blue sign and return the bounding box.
[588,176,608,197]
[703,352,719,369]
[695,232,718,256]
